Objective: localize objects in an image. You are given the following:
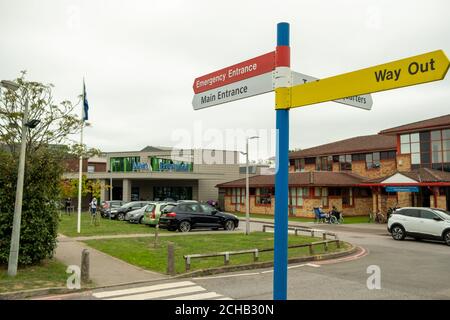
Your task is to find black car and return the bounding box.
[110,201,152,221]
[158,202,239,232]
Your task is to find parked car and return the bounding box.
[158,202,239,232]
[388,207,450,246]
[125,204,154,224]
[100,200,127,218]
[141,202,177,226]
[110,201,152,221]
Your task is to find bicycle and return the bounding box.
[374,211,387,224]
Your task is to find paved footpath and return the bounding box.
[55,235,169,287]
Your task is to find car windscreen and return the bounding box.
[432,209,450,219]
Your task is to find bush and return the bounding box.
[0,147,64,265]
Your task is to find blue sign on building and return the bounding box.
[385,186,419,193]
[132,162,149,171]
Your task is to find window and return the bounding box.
[231,188,245,204]
[315,156,332,171]
[380,151,396,160]
[342,188,353,206]
[419,210,437,220]
[366,152,381,169]
[400,209,420,218]
[430,129,450,170]
[87,165,95,173]
[110,157,140,172]
[314,187,328,207]
[200,204,216,214]
[256,187,272,205]
[294,158,305,172]
[354,188,372,197]
[339,154,352,171]
[328,187,341,196]
[289,187,309,207]
[352,153,366,161]
[131,187,139,201]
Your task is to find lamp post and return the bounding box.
[108,169,113,220]
[1,80,40,276]
[243,136,259,235]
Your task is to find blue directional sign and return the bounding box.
[385,186,419,193]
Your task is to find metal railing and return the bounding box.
[261,224,339,240]
[183,239,341,272]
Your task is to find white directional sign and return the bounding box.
[192,70,373,110]
[192,72,273,110]
[291,72,373,110]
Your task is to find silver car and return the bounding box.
[125,203,157,224]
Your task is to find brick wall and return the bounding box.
[396,154,411,171]
[351,159,397,179]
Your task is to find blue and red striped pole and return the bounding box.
[274,22,290,300]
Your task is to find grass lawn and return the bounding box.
[233,212,370,224]
[85,232,349,274]
[58,212,167,237]
[0,259,67,293]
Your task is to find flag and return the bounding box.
[82,79,89,121]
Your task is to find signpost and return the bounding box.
[192,22,449,300]
[291,72,373,110]
[287,50,449,109]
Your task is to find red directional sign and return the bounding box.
[193,51,275,94]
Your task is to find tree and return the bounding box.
[0,71,82,154]
[0,71,99,266]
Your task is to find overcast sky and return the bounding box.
[1,0,449,162]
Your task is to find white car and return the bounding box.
[388,207,450,246]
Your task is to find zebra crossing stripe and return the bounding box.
[93,281,195,299]
[166,292,223,300]
[105,286,206,300]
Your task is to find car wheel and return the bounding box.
[224,220,235,231]
[139,217,144,224]
[117,213,125,221]
[391,225,406,240]
[179,221,191,233]
[444,230,450,246]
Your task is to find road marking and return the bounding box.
[193,272,260,280]
[105,285,206,300]
[166,291,223,300]
[93,281,195,298]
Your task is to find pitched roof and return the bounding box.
[289,134,396,159]
[379,114,450,135]
[366,168,450,183]
[216,171,368,188]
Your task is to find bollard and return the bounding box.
[309,244,314,255]
[253,249,259,262]
[323,233,327,240]
[224,252,230,265]
[154,224,159,248]
[167,242,175,275]
[311,230,314,237]
[81,249,90,284]
[336,240,341,249]
[294,229,298,236]
[185,256,191,272]
[263,225,266,233]
[324,241,328,252]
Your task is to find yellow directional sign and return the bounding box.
[285,50,449,109]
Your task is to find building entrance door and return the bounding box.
[113,187,122,200]
[446,187,450,210]
[418,187,432,207]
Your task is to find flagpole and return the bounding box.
[77,81,84,234]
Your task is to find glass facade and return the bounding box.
[110,157,140,172]
[153,186,192,201]
[149,157,193,172]
[400,129,450,171]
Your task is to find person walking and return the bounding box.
[89,197,99,226]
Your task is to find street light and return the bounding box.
[1,80,40,276]
[241,136,259,235]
